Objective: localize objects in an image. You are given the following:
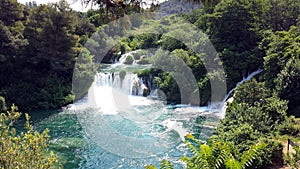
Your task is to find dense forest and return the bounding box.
[1,0,300,168]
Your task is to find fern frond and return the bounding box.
[200,144,212,158]
[225,158,242,169]
[145,164,157,169]
[184,139,200,155]
[215,147,230,168]
[240,142,266,168]
[160,159,174,169]
[198,159,211,169]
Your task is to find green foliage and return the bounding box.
[24,1,80,70]
[264,25,300,116]
[193,0,298,92]
[0,0,24,26]
[206,0,263,89]
[212,80,287,168]
[137,57,151,65]
[83,0,143,23]
[284,143,300,169]
[258,0,300,32]
[145,160,174,169]
[86,10,106,27]
[148,48,208,105]
[73,48,96,100]
[145,164,158,169]
[148,135,266,169]
[3,73,74,110]
[0,105,62,168]
[222,80,288,133]
[183,136,266,169]
[160,35,186,52]
[124,55,134,64]
[133,50,148,60]
[160,159,174,169]
[119,70,127,81]
[0,0,27,70]
[279,116,300,135]
[130,33,159,50]
[0,0,93,110]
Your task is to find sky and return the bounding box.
[18,0,96,11]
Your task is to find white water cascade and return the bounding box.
[87,72,149,115]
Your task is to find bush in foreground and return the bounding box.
[0,105,61,169]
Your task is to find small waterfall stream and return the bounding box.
[219,68,263,118]
[223,68,263,102]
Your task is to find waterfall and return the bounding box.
[95,72,148,96]
[87,72,150,114]
[219,68,263,118]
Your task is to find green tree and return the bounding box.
[213,80,287,168]
[221,80,288,133]
[275,58,300,116]
[188,0,221,8]
[82,0,142,21]
[264,25,300,115]
[0,0,24,26]
[262,0,300,32]
[73,48,96,100]
[1,1,82,110]
[195,0,264,90]
[0,105,61,168]
[0,0,27,82]
[160,35,186,52]
[24,1,80,71]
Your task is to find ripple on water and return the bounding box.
[32,98,219,169]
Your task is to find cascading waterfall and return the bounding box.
[88,72,150,115]
[95,72,148,96]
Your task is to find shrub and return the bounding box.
[124,55,134,64]
[133,50,148,60]
[279,116,300,135]
[137,57,150,65]
[119,70,126,80]
[0,105,62,168]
